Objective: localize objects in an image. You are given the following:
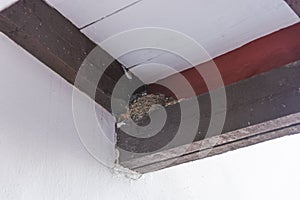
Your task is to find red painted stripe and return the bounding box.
[149,22,300,98]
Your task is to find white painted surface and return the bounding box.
[128,51,192,83]
[0,33,300,200]
[78,0,299,82]
[45,0,300,82]
[45,0,139,28]
[0,0,17,11]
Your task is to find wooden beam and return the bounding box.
[134,122,300,173]
[117,61,300,173]
[0,0,143,112]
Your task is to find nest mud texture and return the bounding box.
[117,93,177,125]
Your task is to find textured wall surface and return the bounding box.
[0,33,300,200]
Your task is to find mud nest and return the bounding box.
[116,93,177,125]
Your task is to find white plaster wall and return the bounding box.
[0,33,300,200]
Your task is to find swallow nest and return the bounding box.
[118,94,177,123]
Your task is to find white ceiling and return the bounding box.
[21,1,300,82]
[0,0,18,11]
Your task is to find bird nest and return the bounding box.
[117,93,177,125]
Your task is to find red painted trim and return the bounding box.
[149,22,300,98]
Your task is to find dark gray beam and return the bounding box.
[117,61,300,173]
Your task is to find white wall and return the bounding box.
[0,33,300,200]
